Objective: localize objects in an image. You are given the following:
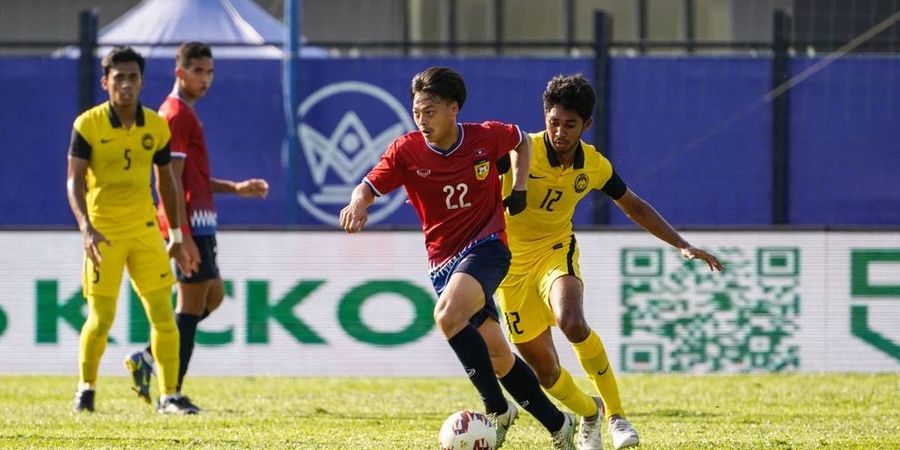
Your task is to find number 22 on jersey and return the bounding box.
[443,183,471,209]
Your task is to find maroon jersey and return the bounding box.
[157,94,216,236]
[364,121,524,268]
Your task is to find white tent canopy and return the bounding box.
[58,0,327,59]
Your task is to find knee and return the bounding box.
[86,314,115,337]
[433,303,465,337]
[557,314,590,343]
[532,360,560,388]
[147,308,177,333]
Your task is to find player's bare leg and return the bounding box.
[434,272,486,336]
[475,293,573,447]
[204,277,226,316]
[550,275,639,449]
[478,319,515,377]
[435,273,514,445]
[177,279,210,315]
[517,329,603,449]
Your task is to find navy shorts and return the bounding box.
[429,236,511,327]
[177,234,220,283]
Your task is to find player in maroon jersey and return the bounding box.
[124,42,269,413]
[341,67,576,449]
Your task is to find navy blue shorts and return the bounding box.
[429,236,511,327]
[177,234,220,283]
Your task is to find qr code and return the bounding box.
[619,247,800,373]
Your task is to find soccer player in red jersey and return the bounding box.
[341,67,576,449]
[124,42,269,413]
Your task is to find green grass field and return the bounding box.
[1,373,897,449]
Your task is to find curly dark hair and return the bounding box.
[101,46,145,76]
[411,67,467,109]
[542,74,595,120]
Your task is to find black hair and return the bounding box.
[176,41,213,68]
[411,67,467,109]
[542,74,595,120]
[101,46,145,76]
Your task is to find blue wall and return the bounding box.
[608,57,772,226]
[789,56,900,225]
[0,58,78,225]
[1,55,897,227]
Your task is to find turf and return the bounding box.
[0,373,897,449]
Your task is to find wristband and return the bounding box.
[168,227,183,244]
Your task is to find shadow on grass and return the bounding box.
[642,408,720,418]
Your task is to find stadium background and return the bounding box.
[0,0,897,377]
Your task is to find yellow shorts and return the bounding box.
[82,231,174,298]
[496,235,581,344]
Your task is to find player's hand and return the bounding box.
[503,189,527,215]
[168,242,199,276]
[236,179,269,198]
[680,247,724,272]
[339,201,368,233]
[82,225,110,266]
[183,234,202,266]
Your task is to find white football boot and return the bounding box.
[488,399,518,448]
[578,396,605,450]
[608,416,640,449]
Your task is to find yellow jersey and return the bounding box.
[502,131,626,272]
[68,102,172,239]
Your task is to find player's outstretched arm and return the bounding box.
[66,155,109,265]
[211,177,270,198]
[613,188,724,271]
[340,183,375,233]
[503,134,531,215]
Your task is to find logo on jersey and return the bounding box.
[417,169,431,178]
[295,81,415,225]
[474,159,490,181]
[141,133,154,150]
[574,173,589,193]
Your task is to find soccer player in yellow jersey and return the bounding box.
[66,46,198,414]
[497,74,723,449]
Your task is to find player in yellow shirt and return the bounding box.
[497,74,723,449]
[66,46,198,414]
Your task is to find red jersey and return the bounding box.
[157,94,216,236]
[365,121,524,268]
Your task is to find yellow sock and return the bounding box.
[140,288,180,396]
[79,295,117,387]
[572,330,625,419]
[546,366,600,418]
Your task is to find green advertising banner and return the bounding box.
[0,231,897,375]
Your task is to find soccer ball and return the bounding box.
[438,410,497,450]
